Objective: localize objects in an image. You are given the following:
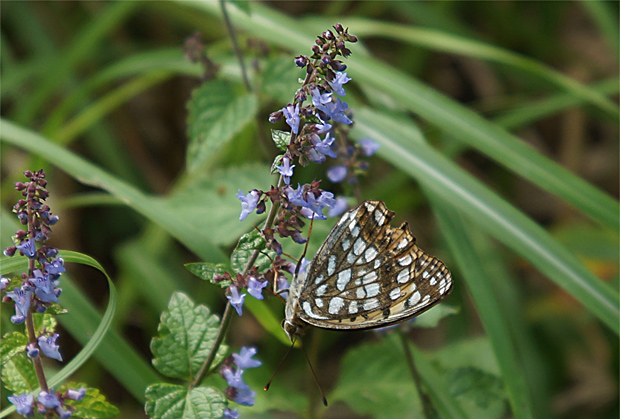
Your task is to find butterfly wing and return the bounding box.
[297,200,452,330]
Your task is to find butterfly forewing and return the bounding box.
[294,201,452,331]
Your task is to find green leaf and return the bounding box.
[61,382,120,419]
[145,383,226,419]
[1,353,37,393]
[260,57,303,104]
[270,154,284,175]
[32,313,57,335]
[0,332,28,364]
[186,80,258,172]
[151,292,228,380]
[447,367,507,417]
[230,229,273,275]
[184,263,230,288]
[331,338,423,419]
[412,304,458,328]
[270,129,291,151]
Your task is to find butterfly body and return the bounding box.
[282,200,452,341]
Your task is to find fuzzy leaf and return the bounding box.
[1,332,28,363]
[270,130,291,151]
[151,292,228,380]
[186,80,258,172]
[447,367,507,418]
[230,229,274,274]
[184,263,230,288]
[33,313,57,334]
[270,154,284,174]
[61,381,120,418]
[145,383,226,419]
[1,352,37,393]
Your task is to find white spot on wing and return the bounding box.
[439,278,447,294]
[362,271,378,284]
[422,271,430,279]
[374,210,385,226]
[316,284,327,296]
[398,254,413,266]
[337,269,352,291]
[390,287,401,300]
[314,274,324,285]
[430,277,437,286]
[328,296,345,314]
[363,298,380,311]
[397,268,410,284]
[353,238,367,256]
[315,298,324,308]
[374,259,381,269]
[364,283,380,297]
[302,301,328,319]
[342,239,351,251]
[364,247,378,262]
[349,301,358,314]
[347,252,356,264]
[408,291,421,307]
[397,238,409,250]
[327,255,337,276]
[356,287,365,298]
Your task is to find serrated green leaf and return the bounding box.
[186,80,258,172]
[270,154,284,175]
[270,130,290,151]
[0,332,28,363]
[412,304,459,328]
[331,339,423,419]
[185,263,230,288]
[61,382,120,419]
[145,383,226,419]
[151,292,228,380]
[446,367,507,418]
[33,313,57,334]
[230,229,274,274]
[1,353,37,393]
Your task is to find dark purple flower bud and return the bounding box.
[269,109,283,123]
[4,246,16,257]
[16,239,36,258]
[271,239,283,255]
[331,60,347,71]
[255,199,266,215]
[26,343,39,359]
[327,166,348,183]
[232,346,262,369]
[65,388,85,401]
[334,23,344,32]
[48,215,59,225]
[321,54,331,65]
[24,170,33,178]
[226,286,245,316]
[8,393,34,417]
[291,230,307,244]
[37,390,61,409]
[312,45,320,55]
[1,277,10,291]
[15,182,27,191]
[294,55,308,67]
[38,334,63,362]
[347,33,358,42]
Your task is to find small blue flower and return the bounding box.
[44,258,65,276]
[317,191,336,209]
[55,406,71,419]
[37,390,61,409]
[311,88,333,114]
[234,387,256,406]
[16,239,36,258]
[315,120,332,134]
[32,270,60,304]
[8,393,34,417]
[6,287,32,324]
[38,334,62,362]
[276,156,295,185]
[282,103,300,135]
[358,137,380,157]
[285,184,307,208]
[227,286,245,316]
[325,98,353,125]
[223,407,240,419]
[26,343,39,359]
[1,276,10,291]
[276,277,290,299]
[236,190,260,221]
[247,276,268,300]
[312,133,337,160]
[328,71,351,96]
[299,195,327,220]
[233,346,262,369]
[223,367,249,390]
[327,166,348,183]
[65,388,86,401]
[328,197,349,218]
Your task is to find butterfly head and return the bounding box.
[281,318,306,342]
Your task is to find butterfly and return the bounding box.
[282,200,452,341]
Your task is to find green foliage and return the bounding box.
[62,381,120,419]
[145,383,226,419]
[1,352,37,394]
[270,130,291,152]
[412,303,458,328]
[33,313,58,334]
[151,292,228,380]
[185,262,229,288]
[0,332,28,364]
[230,229,274,275]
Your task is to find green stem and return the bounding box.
[398,331,437,419]
[219,0,251,92]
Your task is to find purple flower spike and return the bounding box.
[223,407,240,419]
[44,258,65,275]
[8,393,34,417]
[327,165,348,183]
[236,190,260,221]
[312,133,337,160]
[38,334,63,362]
[233,346,262,369]
[358,137,380,157]
[276,156,295,185]
[234,387,256,406]
[32,270,60,304]
[16,239,36,258]
[282,103,300,134]
[328,71,351,96]
[247,277,268,300]
[223,368,249,390]
[37,390,61,409]
[285,184,307,208]
[227,286,245,316]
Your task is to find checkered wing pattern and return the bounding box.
[292,200,452,331]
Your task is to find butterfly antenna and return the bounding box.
[264,339,296,391]
[295,215,315,277]
[301,343,328,406]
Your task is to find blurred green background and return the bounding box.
[1,1,618,418]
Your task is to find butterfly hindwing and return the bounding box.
[296,201,452,330]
